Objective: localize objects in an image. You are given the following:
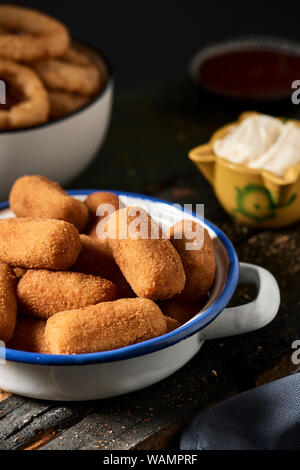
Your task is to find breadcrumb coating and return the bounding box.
[33,45,101,97]
[18,269,118,319]
[0,5,70,62]
[12,267,27,280]
[72,235,134,298]
[45,298,167,354]
[0,218,81,270]
[160,299,204,324]
[169,220,216,302]
[8,316,48,353]
[107,207,186,300]
[165,316,181,333]
[0,263,17,342]
[85,191,121,215]
[84,191,121,239]
[9,175,88,232]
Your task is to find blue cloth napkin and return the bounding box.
[181,373,300,450]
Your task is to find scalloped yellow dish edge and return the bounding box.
[188,111,300,227]
[189,111,300,186]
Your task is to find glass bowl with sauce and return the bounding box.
[189,36,300,100]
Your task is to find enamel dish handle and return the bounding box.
[201,262,280,340]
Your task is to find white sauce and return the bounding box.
[213,114,300,177]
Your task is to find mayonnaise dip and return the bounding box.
[213,114,300,177]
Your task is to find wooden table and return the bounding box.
[0,78,299,450]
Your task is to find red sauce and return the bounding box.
[198,49,300,99]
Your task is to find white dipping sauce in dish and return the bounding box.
[213,114,300,177]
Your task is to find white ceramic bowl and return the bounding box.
[0,44,113,200]
[0,191,280,401]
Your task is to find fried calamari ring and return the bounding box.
[0,5,70,62]
[34,45,102,97]
[0,59,49,130]
[48,90,90,120]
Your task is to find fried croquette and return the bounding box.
[84,191,121,239]
[169,220,216,302]
[107,207,186,300]
[45,298,167,354]
[165,316,182,333]
[8,316,48,353]
[160,299,204,324]
[0,264,17,342]
[72,235,134,298]
[12,267,27,280]
[0,218,81,270]
[9,175,88,232]
[18,269,118,319]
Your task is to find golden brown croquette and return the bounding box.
[160,299,204,324]
[165,316,182,333]
[72,234,134,298]
[8,316,48,353]
[18,269,118,319]
[12,267,27,280]
[169,219,216,302]
[107,207,186,300]
[0,218,81,270]
[84,191,122,239]
[45,298,167,354]
[9,175,88,232]
[0,264,17,342]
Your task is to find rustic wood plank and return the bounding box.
[0,395,28,420]
[0,390,10,403]
[0,401,52,447]
[41,352,238,450]
[255,354,300,387]
[0,400,95,450]
[204,224,300,392]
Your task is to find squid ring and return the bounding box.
[0,59,49,130]
[34,45,102,97]
[0,5,70,62]
[48,90,90,120]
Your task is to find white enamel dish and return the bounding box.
[0,191,280,401]
[0,44,113,200]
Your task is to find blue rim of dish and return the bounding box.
[1,190,240,365]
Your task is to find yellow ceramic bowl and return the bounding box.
[189,112,300,228]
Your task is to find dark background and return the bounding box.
[5,1,300,192]
[7,0,300,88]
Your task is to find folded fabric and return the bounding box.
[181,373,300,450]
